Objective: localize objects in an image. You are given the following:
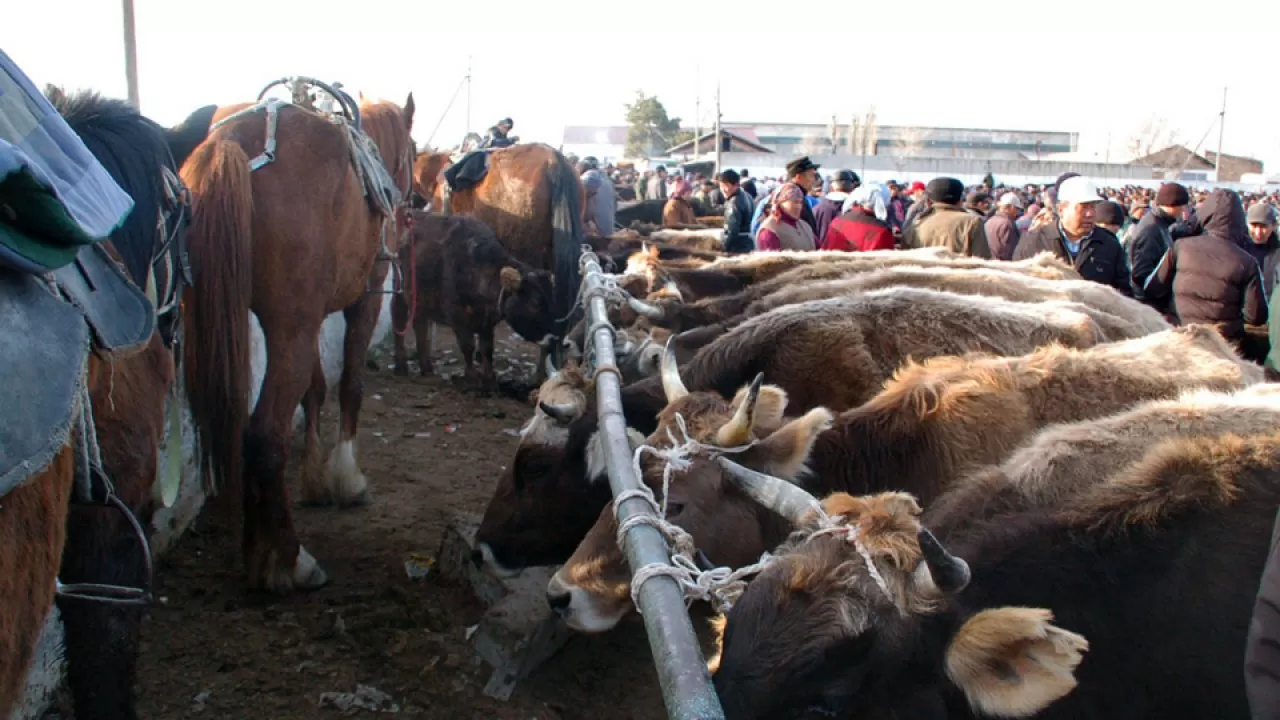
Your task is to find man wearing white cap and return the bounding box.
[1012,176,1130,293]
[984,192,1023,260]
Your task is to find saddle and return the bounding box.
[443,150,490,194]
[0,243,155,498]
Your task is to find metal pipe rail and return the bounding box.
[578,249,725,719]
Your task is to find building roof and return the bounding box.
[665,129,774,155]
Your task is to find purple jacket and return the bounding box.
[813,192,850,246]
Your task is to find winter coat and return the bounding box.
[644,175,668,202]
[580,168,616,235]
[1013,223,1130,294]
[1143,189,1267,340]
[722,188,755,253]
[983,213,1021,261]
[662,196,696,228]
[814,192,850,246]
[822,207,894,252]
[1243,233,1280,298]
[1246,508,1280,716]
[902,198,928,232]
[1127,207,1180,303]
[757,213,817,251]
[903,203,991,258]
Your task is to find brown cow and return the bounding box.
[712,383,1280,719]
[475,286,1143,578]
[545,327,1264,633]
[390,212,555,387]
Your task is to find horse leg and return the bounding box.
[391,292,409,377]
[297,355,331,507]
[0,449,74,718]
[245,328,327,593]
[415,318,434,377]
[327,293,382,508]
[478,323,497,390]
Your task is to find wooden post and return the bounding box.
[122,0,140,110]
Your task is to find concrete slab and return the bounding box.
[436,514,570,701]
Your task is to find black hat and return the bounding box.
[718,169,741,185]
[1156,183,1190,207]
[832,169,858,184]
[499,117,513,126]
[1094,200,1125,227]
[927,177,965,204]
[786,156,821,177]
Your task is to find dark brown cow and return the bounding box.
[475,286,1128,577]
[390,212,554,387]
[545,326,1263,632]
[713,383,1280,720]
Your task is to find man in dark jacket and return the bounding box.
[740,169,758,199]
[718,169,754,253]
[1143,188,1267,341]
[1128,182,1189,306]
[1245,508,1280,714]
[482,118,516,149]
[1245,203,1280,297]
[901,181,928,233]
[1012,176,1129,293]
[783,156,821,235]
[814,170,859,246]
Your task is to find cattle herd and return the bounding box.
[410,232,1280,719]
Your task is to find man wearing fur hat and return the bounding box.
[902,177,991,258]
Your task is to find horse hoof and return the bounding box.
[293,546,329,590]
[339,489,373,508]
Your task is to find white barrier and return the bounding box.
[16,273,397,719]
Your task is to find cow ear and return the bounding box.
[500,266,522,292]
[945,608,1088,718]
[742,407,834,479]
[727,382,788,435]
[403,93,415,130]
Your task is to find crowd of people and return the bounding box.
[579,153,1280,377]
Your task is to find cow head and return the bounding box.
[544,342,835,633]
[499,266,556,345]
[713,489,1088,720]
[474,362,644,577]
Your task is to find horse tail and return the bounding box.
[179,138,253,504]
[547,151,584,333]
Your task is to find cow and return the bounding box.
[712,383,1280,720]
[390,212,555,387]
[475,286,1144,578]
[636,251,1085,333]
[544,327,1264,633]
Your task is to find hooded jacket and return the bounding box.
[1127,206,1180,304]
[1144,189,1267,340]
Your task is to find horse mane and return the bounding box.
[356,100,414,192]
[44,86,174,287]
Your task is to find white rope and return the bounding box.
[806,519,894,603]
[613,412,767,614]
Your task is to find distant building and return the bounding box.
[1130,145,1264,183]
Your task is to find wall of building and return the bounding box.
[715,152,1155,186]
[16,273,399,719]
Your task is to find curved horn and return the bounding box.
[661,337,689,403]
[544,353,559,378]
[916,528,971,595]
[694,549,717,572]
[539,401,578,425]
[628,296,665,320]
[717,373,764,446]
[717,457,821,525]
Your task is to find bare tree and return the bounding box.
[1126,116,1181,161]
[846,105,879,156]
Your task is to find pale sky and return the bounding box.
[7,1,1279,170]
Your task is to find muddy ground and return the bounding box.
[127,328,695,719]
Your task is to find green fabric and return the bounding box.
[1268,290,1280,373]
[0,167,106,270]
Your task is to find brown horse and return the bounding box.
[413,143,585,344]
[1,89,196,719]
[180,90,415,593]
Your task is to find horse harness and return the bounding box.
[209,76,415,296]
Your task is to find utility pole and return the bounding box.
[1215,86,1227,182]
[714,80,722,176]
[465,57,472,134]
[694,64,700,162]
[122,0,140,109]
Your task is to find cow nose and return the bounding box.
[546,589,572,611]
[470,548,484,568]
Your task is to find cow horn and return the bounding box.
[694,549,717,572]
[539,401,578,425]
[717,457,821,525]
[661,337,689,402]
[628,296,665,320]
[916,528,971,595]
[663,280,684,302]
[717,373,764,446]
[544,354,559,378]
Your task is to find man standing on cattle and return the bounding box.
[482,118,517,149]
[902,177,991,258]
[1013,176,1129,293]
[579,156,615,237]
[1128,182,1189,306]
[1143,188,1267,343]
[718,169,755,253]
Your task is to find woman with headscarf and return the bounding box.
[755,183,817,251]
[824,184,895,251]
[662,177,697,228]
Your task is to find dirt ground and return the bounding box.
[130,327,685,719]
